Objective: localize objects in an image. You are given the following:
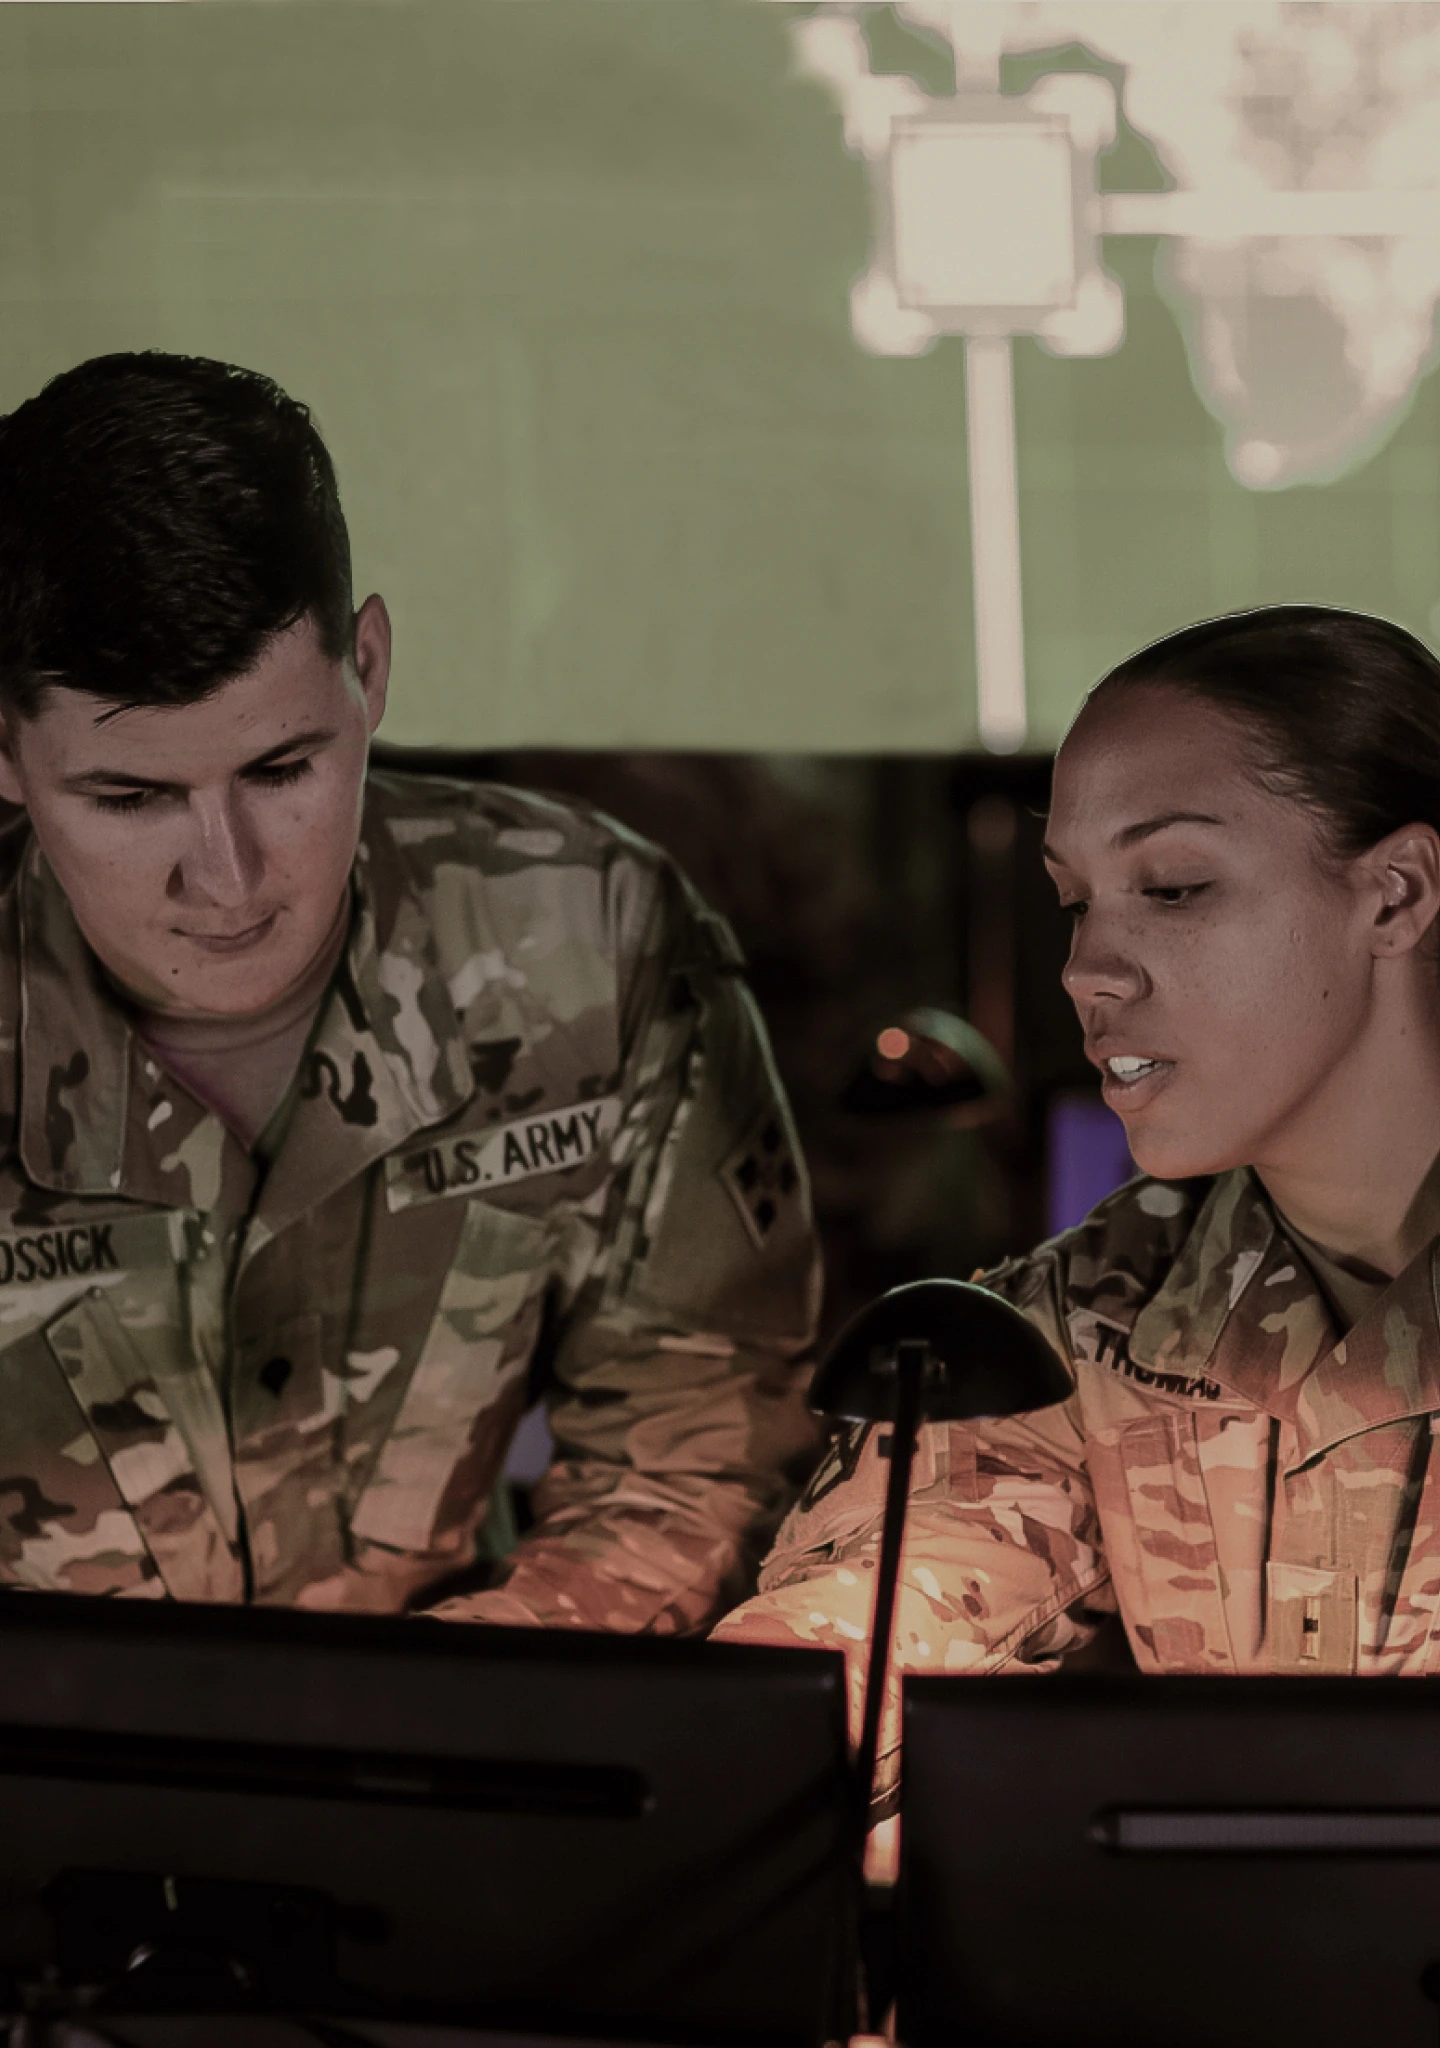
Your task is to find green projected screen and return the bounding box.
[1,0,1437,752]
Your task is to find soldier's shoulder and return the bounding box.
[981,1174,1213,1335]
[364,765,669,887]
[361,766,682,999]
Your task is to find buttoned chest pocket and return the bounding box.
[0,1278,240,1603]
[1090,1411,1231,1672]
[0,1312,165,1598]
[350,1198,553,1556]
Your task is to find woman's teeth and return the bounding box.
[1108,1056,1161,1080]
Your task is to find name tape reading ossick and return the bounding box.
[387,1095,623,1213]
[0,1211,186,1289]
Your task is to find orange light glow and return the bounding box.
[876,1027,911,1061]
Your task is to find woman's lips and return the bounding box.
[1100,1058,1176,1112]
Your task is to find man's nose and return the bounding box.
[1060,913,1147,1009]
[173,792,265,908]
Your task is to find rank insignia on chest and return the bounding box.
[386,1094,623,1212]
[721,1109,802,1250]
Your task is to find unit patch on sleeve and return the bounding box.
[386,1095,623,1213]
[720,1109,802,1250]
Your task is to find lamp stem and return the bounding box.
[853,1339,926,1835]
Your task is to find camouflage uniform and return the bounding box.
[0,769,820,1625]
[715,1167,1440,1789]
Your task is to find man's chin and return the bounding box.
[133,943,303,1020]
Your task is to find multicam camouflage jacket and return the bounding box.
[0,769,821,1625]
[715,1167,1440,1770]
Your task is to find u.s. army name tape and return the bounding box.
[386,1094,623,1213]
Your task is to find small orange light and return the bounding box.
[876,1027,911,1061]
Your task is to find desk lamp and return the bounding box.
[838,1008,1009,1125]
[809,1278,1071,1830]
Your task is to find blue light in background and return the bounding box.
[1046,1089,1135,1237]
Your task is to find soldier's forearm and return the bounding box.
[494,1477,772,1631]
[430,1527,740,1633]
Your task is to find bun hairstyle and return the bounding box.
[0,351,352,718]
[1087,605,1440,863]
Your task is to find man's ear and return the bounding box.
[0,706,27,809]
[1363,823,1440,959]
[351,594,391,738]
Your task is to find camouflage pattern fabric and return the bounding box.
[715,1167,1440,1800]
[0,769,821,1627]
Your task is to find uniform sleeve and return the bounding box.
[710,1249,1114,1807]
[434,854,823,1633]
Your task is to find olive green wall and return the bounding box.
[2,1,1437,751]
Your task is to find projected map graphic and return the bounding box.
[790,1,1440,744]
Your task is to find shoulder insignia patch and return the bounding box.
[720,1108,802,1250]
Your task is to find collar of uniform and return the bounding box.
[1288,1240,1440,1469]
[1128,1167,1334,1418]
[17,839,131,1196]
[244,802,476,1245]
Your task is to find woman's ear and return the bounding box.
[1363,824,1440,958]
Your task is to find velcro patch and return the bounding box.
[0,1211,186,1289]
[386,1095,623,1213]
[720,1108,802,1250]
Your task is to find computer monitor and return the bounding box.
[899,1673,1440,2048]
[0,1593,853,2047]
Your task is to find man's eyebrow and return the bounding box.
[1042,810,1225,864]
[63,727,339,793]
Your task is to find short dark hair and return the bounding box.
[1089,604,1440,860]
[0,351,353,716]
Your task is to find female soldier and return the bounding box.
[714,603,1440,1795]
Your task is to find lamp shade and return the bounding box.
[810,1278,1071,1425]
[838,1007,1010,1122]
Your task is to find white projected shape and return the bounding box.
[891,120,1076,312]
[789,28,1117,750]
[891,0,1440,490]
[965,335,1026,753]
[786,0,1440,750]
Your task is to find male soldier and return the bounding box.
[0,351,819,1623]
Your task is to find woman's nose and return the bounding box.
[1061,914,1146,1007]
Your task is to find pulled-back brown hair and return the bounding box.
[1088,605,1440,861]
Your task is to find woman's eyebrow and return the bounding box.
[1043,810,1225,865]
[1111,810,1225,849]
